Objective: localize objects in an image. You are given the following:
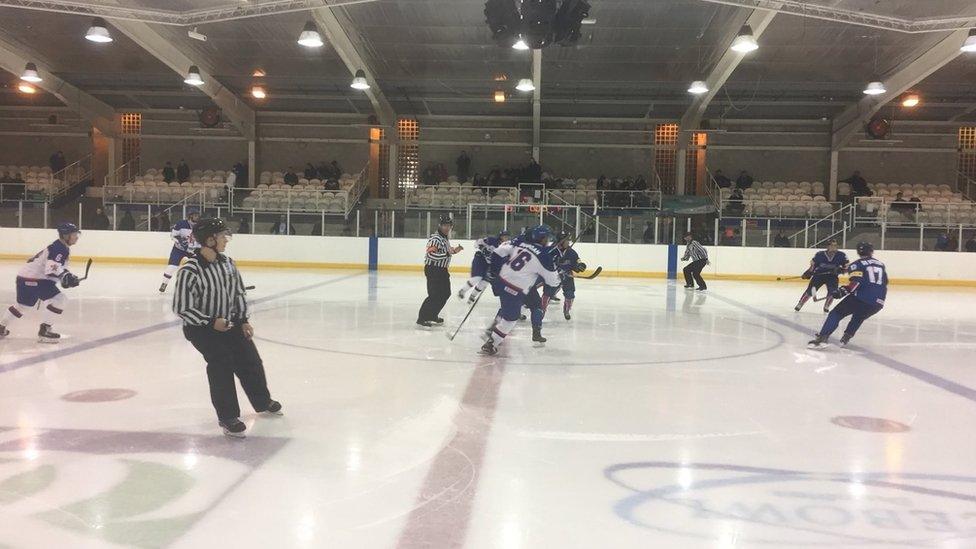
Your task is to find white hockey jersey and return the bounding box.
[493,241,561,294]
[171,219,199,252]
[18,240,70,280]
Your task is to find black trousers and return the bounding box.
[184,324,273,422]
[418,265,451,321]
[683,259,707,289]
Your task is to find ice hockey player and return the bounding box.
[481,225,561,355]
[795,239,848,313]
[0,223,82,343]
[457,229,510,303]
[808,242,887,347]
[546,231,586,320]
[159,208,201,293]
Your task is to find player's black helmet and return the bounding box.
[498,229,510,238]
[192,217,229,245]
[555,231,570,244]
[856,242,874,257]
[529,224,552,244]
[437,215,454,226]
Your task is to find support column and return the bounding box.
[676,147,687,195]
[828,149,839,202]
[388,142,399,199]
[532,49,542,162]
[248,140,257,188]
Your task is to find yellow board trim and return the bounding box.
[1,255,974,286]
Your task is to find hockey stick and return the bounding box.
[776,274,804,281]
[577,266,603,280]
[448,285,487,341]
[78,258,93,281]
[245,285,255,290]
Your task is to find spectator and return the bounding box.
[237,217,251,234]
[525,158,542,182]
[472,173,487,188]
[317,161,331,180]
[92,207,110,230]
[435,162,448,183]
[642,221,654,244]
[726,187,745,216]
[714,169,732,188]
[487,166,502,186]
[422,164,437,186]
[324,178,340,191]
[842,170,872,197]
[910,195,923,211]
[456,151,472,183]
[330,160,342,178]
[283,167,299,186]
[233,161,247,186]
[890,192,915,217]
[49,150,67,174]
[966,235,976,252]
[176,159,190,183]
[774,232,790,247]
[162,161,176,183]
[934,232,951,251]
[634,174,648,191]
[119,209,136,231]
[735,170,754,190]
[304,163,317,180]
[596,175,607,191]
[153,210,171,232]
[270,215,295,235]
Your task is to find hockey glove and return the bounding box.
[801,270,813,280]
[573,262,587,273]
[61,272,80,288]
[831,286,849,299]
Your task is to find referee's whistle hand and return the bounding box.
[213,318,232,332]
[242,323,254,339]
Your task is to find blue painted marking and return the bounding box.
[0,272,365,374]
[667,244,677,280]
[368,235,378,271]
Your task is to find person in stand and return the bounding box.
[233,161,247,186]
[304,163,317,180]
[330,160,342,179]
[727,187,745,216]
[794,239,848,313]
[634,174,648,191]
[809,242,887,347]
[642,221,654,244]
[456,151,472,183]
[173,217,282,437]
[119,209,136,231]
[417,215,463,327]
[735,170,754,190]
[525,158,542,182]
[283,167,299,186]
[49,150,67,174]
[714,170,732,188]
[237,217,251,235]
[934,232,951,251]
[162,161,176,183]
[177,159,190,183]
[270,215,295,235]
[0,223,82,343]
[842,170,872,197]
[92,207,111,230]
[774,232,790,247]
[324,178,340,191]
[681,232,709,291]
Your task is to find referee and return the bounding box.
[173,217,281,438]
[417,215,463,327]
[681,231,709,291]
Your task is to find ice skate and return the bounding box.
[37,323,60,344]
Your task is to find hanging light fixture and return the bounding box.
[512,36,530,50]
[297,21,324,48]
[85,17,113,43]
[863,81,886,95]
[730,25,758,53]
[350,69,370,90]
[183,65,204,86]
[20,62,42,83]
[494,90,506,103]
[251,86,267,99]
[901,93,920,108]
[515,78,535,92]
[687,80,709,94]
[962,29,976,52]
[18,82,37,94]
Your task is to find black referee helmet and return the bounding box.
[192,217,229,245]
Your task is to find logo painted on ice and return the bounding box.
[605,461,976,546]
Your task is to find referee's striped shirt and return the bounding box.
[425,232,452,268]
[172,253,249,326]
[682,240,708,262]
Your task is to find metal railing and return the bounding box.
[785,203,853,248]
[853,196,976,228]
[957,171,976,202]
[719,198,842,220]
[106,157,140,187]
[133,191,207,231]
[49,153,93,201]
[233,186,351,215]
[404,185,521,209]
[344,163,369,217]
[103,183,227,207]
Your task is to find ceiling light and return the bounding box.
[252,68,266,77]
[297,20,324,48]
[730,25,758,53]
[863,81,886,95]
[184,65,204,86]
[251,86,267,99]
[688,80,708,95]
[21,62,42,83]
[350,69,370,90]
[187,27,207,42]
[962,29,976,52]
[85,17,113,43]
[494,90,506,103]
[515,78,535,92]
[512,37,530,50]
[18,82,37,94]
[901,93,920,108]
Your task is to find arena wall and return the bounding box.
[3,228,975,285]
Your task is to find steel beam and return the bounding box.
[532,49,542,162]
[831,29,970,152]
[0,34,117,136]
[106,19,256,139]
[676,5,778,193]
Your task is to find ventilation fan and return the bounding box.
[199,106,222,128]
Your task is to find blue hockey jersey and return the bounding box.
[847,258,888,306]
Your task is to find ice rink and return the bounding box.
[1,260,975,549]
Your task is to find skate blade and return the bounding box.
[37,337,60,344]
